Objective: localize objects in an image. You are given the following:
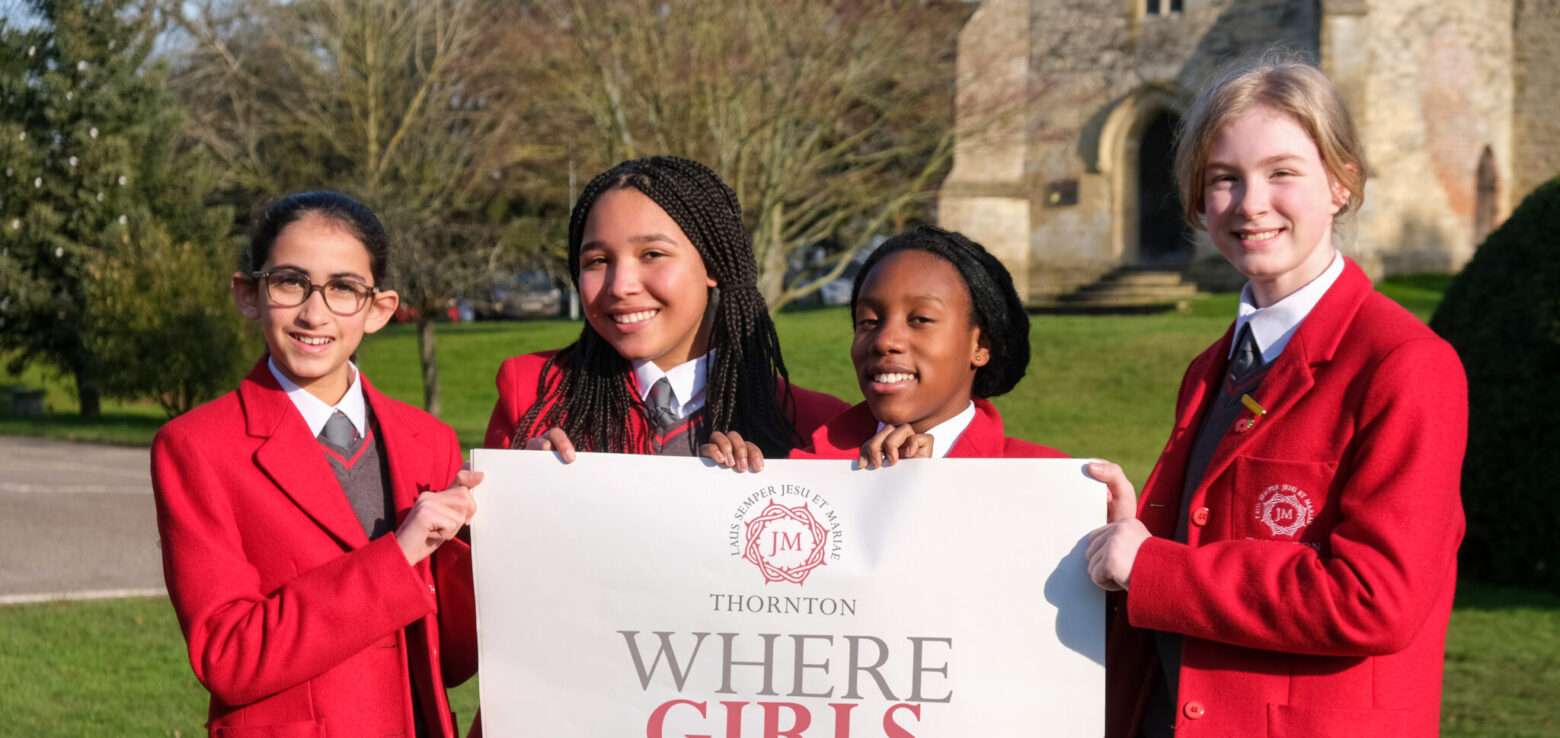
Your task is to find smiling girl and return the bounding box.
[485,156,848,459]
[773,225,1065,465]
[151,191,480,737]
[1085,61,1467,738]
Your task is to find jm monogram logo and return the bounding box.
[742,500,830,585]
[1254,483,1316,537]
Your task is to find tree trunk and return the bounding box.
[74,361,101,419]
[417,315,442,417]
[756,202,788,309]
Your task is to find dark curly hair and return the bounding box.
[849,225,1030,398]
[246,191,389,285]
[513,156,802,455]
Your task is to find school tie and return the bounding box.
[1230,323,1264,379]
[319,409,361,453]
[647,378,681,434]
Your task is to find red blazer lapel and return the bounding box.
[1138,332,1229,536]
[1196,258,1373,505]
[947,399,1005,458]
[795,403,879,458]
[363,374,430,513]
[241,360,371,550]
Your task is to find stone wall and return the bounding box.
[1512,0,1560,204]
[944,0,1323,301]
[941,0,1548,301]
[938,0,1033,297]
[1351,0,1514,275]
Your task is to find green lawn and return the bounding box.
[4,275,1553,736]
[0,596,481,737]
[1,582,1552,737]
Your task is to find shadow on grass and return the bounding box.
[1384,273,1456,293]
[1454,580,1560,611]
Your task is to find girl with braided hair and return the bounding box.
[484,156,848,461]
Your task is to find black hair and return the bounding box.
[849,225,1030,398]
[246,191,390,285]
[514,156,801,455]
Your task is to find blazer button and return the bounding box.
[1191,507,1210,526]
[1183,701,1205,720]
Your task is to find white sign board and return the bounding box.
[470,451,1105,737]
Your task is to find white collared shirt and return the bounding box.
[875,400,977,459]
[632,351,713,420]
[1232,250,1345,363]
[267,357,368,439]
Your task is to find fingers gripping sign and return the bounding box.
[396,469,482,565]
[857,424,935,469]
[1087,459,1139,523]
[1084,460,1149,592]
[524,427,577,463]
[700,430,765,472]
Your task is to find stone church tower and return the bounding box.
[939,0,1560,302]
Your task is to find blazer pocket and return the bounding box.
[1230,456,1337,545]
[1267,704,1408,737]
[214,721,327,738]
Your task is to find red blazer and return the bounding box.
[484,350,851,450]
[789,398,1067,459]
[1107,258,1467,737]
[151,360,477,738]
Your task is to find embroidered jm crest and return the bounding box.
[1253,484,1316,537]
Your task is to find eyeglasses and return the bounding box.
[251,270,381,315]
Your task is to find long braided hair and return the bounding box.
[512,156,801,455]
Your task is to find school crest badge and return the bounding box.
[741,500,830,585]
[1254,484,1315,537]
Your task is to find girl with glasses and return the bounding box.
[151,190,481,738]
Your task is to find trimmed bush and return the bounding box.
[1431,177,1560,590]
[87,220,256,416]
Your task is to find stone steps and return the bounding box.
[1029,267,1201,315]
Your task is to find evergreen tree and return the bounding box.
[1,0,245,417]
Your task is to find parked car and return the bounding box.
[477,270,565,320]
[808,237,884,306]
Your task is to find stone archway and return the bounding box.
[1098,85,1191,268]
[1474,145,1497,248]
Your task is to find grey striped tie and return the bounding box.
[320,410,360,452]
[1230,323,1264,379]
[647,378,680,433]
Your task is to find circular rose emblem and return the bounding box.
[742,500,830,585]
[1255,484,1315,537]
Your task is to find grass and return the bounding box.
[0,365,166,445]
[0,597,481,737]
[0,582,1551,736]
[1442,584,1560,737]
[4,274,1552,735]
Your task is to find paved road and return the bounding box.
[0,436,165,603]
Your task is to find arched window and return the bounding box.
[1474,146,1497,248]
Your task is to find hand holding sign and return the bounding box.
[1085,459,1149,591]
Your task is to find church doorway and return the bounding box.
[1136,112,1192,267]
[1474,145,1496,248]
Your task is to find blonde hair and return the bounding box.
[1174,58,1366,229]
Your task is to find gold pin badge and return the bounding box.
[1237,394,1267,432]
